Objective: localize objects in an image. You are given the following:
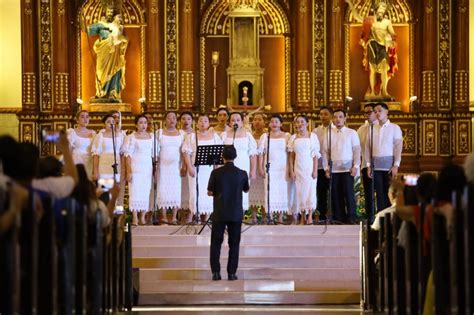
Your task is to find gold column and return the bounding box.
[52,0,70,113]
[327,0,343,108]
[179,0,195,110]
[295,0,311,110]
[453,0,469,111]
[146,0,164,111]
[420,0,437,110]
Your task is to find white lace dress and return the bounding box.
[180,130,194,210]
[91,131,125,182]
[258,133,291,212]
[249,134,265,208]
[220,131,257,210]
[157,130,185,209]
[287,133,321,213]
[182,132,223,215]
[67,128,96,178]
[124,133,153,212]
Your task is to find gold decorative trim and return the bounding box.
[312,0,326,109]
[344,24,350,98]
[422,71,436,104]
[148,71,163,104]
[454,70,468,103]
[81,0,145,25]
[299,0,308,14]
[151,0,159,14]
[285,36,291,111]
[20,122,37,144]
[199,37,206,111]
[184,0,191,13]
[346,0,413,23]
[141,26,146,101]
[399,122,417,156]
[180,71,194,103]
[329,70,343,103]
[54,73,69,107]
[455,119,471,155]
[25,0,32,15]
[165,0,178,110]
[439,121,451,156]
[39,0,53,112]
[438,0,451,110]
[297,70,310,103]
[422,120,438,156]
[22,73,37,108]
[58,0,65,15]
[409,24,415,101]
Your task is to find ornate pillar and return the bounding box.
[420,0,437,110]
[19,0,39,144]
[327,0,344,108]
[295,0,311,110]
[438,0,451,110]
[52,0,70,113]
[179,0,195,110]
[453,0,469,111]
[164,0,178,110]
[146,0,164,111]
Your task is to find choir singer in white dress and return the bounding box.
[67,110,96,178]
[220,112,257,211]
[124,114,154,226]
[182,114,223,223]
[258,114,291,224]
[288,115,320,225]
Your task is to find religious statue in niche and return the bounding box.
[86,2,128,103]
[346,0,398,101]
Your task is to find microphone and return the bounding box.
[233,124,238,131]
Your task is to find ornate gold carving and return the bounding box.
[184,0,192,13]
[285,36,291,111]
[21,123,35,143]
[313,0,326,108]
[455,120,471,155]
[201,0,290,36]
[329,70,343,103]
[25,0,32,15]
[180,71,194,103]
[297,70,310,103]
[422,120,437,155]
[399,123,417,156]
[422,71,436,104]
[54,73,69,109]
[299,0,308,14]
[81,0,145,25]
[425,0,434,13]
[148,71,163,104]
[439,121,451,156]
[23,73,37,109]
[454,70,468,103]
[346,0,413,23]
[58,0,65,15]
[199,37,206,111]
[165,0,178,110]
[438,0,451,109]
[40,0,53,112]
[151,0,159,14]
[332,1,340,13]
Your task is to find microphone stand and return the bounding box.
[194,130,201,225]
[110,123,119,180]
[232,124,238,145]
[265,131,272,225]
[327,124,334,224]
[152,123,159,225]
[369,123,375,222]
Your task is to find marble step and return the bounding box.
[132,234,360,247]
[133,256,359,269]
[138,291,361,305]
[138,267,360,282]
[131,225,360,236]
[132,245,359,258]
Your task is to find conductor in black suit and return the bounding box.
[207,145,249,281]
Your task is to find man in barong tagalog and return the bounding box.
[346,0,398,101]
[88,6,128,103]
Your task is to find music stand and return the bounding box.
[195,144,225,235]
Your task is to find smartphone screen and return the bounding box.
[42,130,60,142]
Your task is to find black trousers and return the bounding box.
[210,221,242,274]
[361,168,374,222]
[330,172,356,223]
[374,170,391,211]
[316,169,330,218]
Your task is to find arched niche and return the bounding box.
[344,0,414,112]
[76,0,145,113]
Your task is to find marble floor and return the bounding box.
[120,304,373,314]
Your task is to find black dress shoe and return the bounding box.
[228,273,238,281]
[212,272,221,281]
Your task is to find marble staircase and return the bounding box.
[132,225,361,305]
